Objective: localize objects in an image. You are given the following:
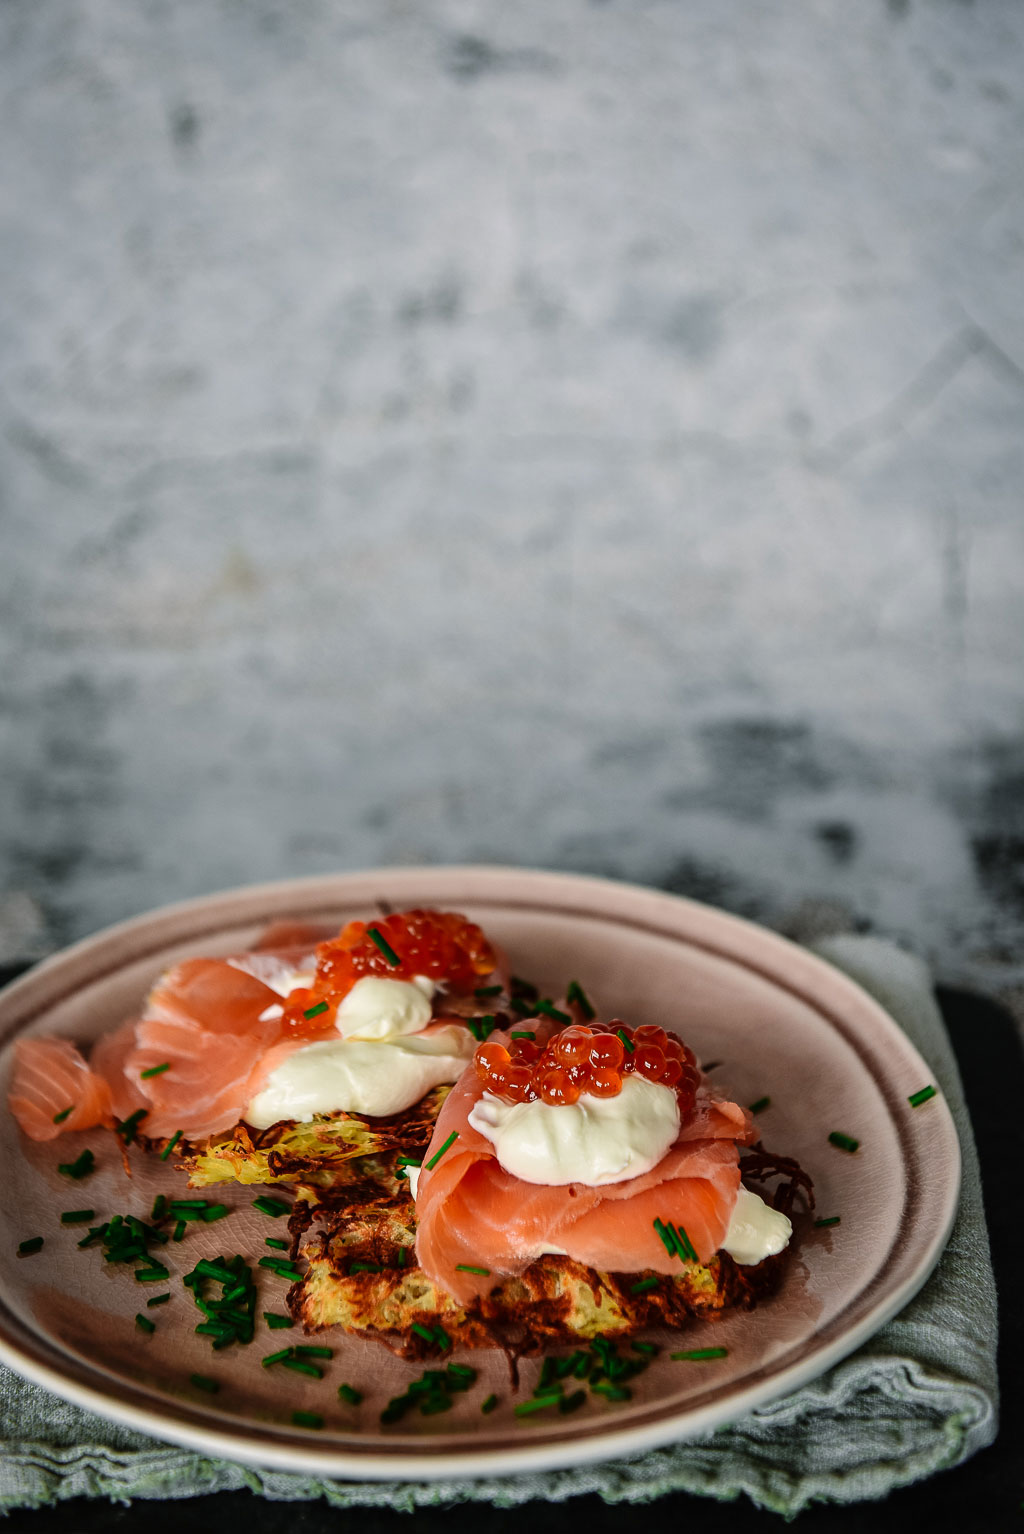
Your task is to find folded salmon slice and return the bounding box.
[414,1033,756,1305]
[8,1038,112,1141]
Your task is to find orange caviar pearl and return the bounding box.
[535,1066,580,1106]
[551,1026,593,1068]
[588,1033,624,1071]
[632,1043,667,1080]
[588,1066,622,1097]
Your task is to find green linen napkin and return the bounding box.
[0,937,997,1517]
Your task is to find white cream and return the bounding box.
[719,1186,792,1266]
[467,1074,680,1187]
[244,1025,474,1127]
[335,976,433,1040]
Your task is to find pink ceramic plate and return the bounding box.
[0,868,960,1480]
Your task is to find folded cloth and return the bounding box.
[0,936,997,1516]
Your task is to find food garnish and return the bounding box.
[140,1063,171,1079]
[17,1238,43,1256]
[828,1131,859,1153]
[814,1216,841,1228]
[749,1096,770,1114]
[908,1085,937,1107]
[58,1149,95,1179]
[671,1346,728,1361]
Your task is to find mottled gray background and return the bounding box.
[2,1,1023,1013]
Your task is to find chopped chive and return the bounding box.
[115,1108,148,1144]
[140,1062,171,1079]
[631,1341,659,1355]
[338,1383,363,1405]
[252,1196,291,1218]
[510,1030,535,1041]
[147,1292,171,1307]
[60,1209,95,1224]
[58,1149,95,1180]
[828,1131,860,1154]
[411,1323,436,1344]
[481,1393,498,1414]
[135,1313,156,1334]
[17,1237,43,1256]
[264,1312,294,1329]
[671,1346,728,1361]
[292,1410,323,1430]
[350,1260,381,1274]
[425,1130,459,1171]
[560,1389,587,1413]
[630,1276,660,1294]
[395,1156,421,1169]
[565,980,596,1020]
[160,1130,183,1162]
[653,1217,675,1257]
[616,1028,635,1054]
[257,1258,304,1282]
[672,1223,698,1263]
[748,1096,771,1115]
[433,1325,451,1351]
[535,1000,571,1024]
[173,1208,205,1222]
[135,1267,170,1282]
[908,1085,937,1108]
[52,1106,74,1125]
[200,1203,230,1223]
[455,1264,491,1276]
[367,926,401,967]
[265,1237,288,1251]
[514,1393,562,1416]
[195,1259,237,1284]
[591,1382,632,1401]
[281,1356,322,1379]
[475,985,503,998]
[294,1344,333,1359]
[814,1216,841,1228]
[190,1373,218,1393]
[173,1220,186,1242]
[302,1001,329,1021]
[397,1246,408,1267]
[261,1348,293,1368]
[150,1194,167,1222]
[472,1015,497,1041]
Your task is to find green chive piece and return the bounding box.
[135,1267,169,1282]
[653,1218,675,1257]
[295,1344,333,1359]
[828,1131,860,1153]
[150,1194,167,1222]
[566,980,596,1020]
[115,1108,148,1144]
[261,1348,292,1368]
[291,1410,323,1429]
[281,1356,322,1379]
[475,985,502,998]
[908,1085,937,1108]
[510,1030,535,1041]
[171,1199,208,1211]
[52,1106,74,1125]
[455,1264,491,1276]
[173,1220,187,1242]
[411,1323,436,1344]
[190,1373,218,1393]
[672,1223,698,1263]
[58,1149,95,1180]
[396,1155,421,1168]
[135,1312,156,1334]
[140,1062,171,1079]
[616,1028,635,1054]
[535,1000,571,1024]
[252,1196,291,1217]
[60,1209,95,1224]
[265,1237,288,1251]
[631,1341,659,1355]
[258,1258,304,1283]
[350,1260,381,1274]
[264,1312,294,1329]
[147,1293,171,1307]
[425,1130,459,1171]
[302,1001,329,1020]
[200,1203,230,1223]
[748,1096,771,1115]
[560,1389,586,1413]
[481,1393,498,1414]
[397,1246,408,1267]
[18,1237,43,1256]
[814,1216,841,1228]
[338,1383,363,1406]
[630,1276,660,1294]
[160,1130,183,1162]
[433,1325,451,1351]
[514,1393,562,1416]
[195,1259,237,1284]
[670,1346,728,1361]
[368,926,401,967]
[591,1383,632,1401]
[473,1015,497,1041]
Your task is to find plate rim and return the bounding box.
[0,865,962,1481]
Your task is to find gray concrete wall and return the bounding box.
[2,1,1023,1002]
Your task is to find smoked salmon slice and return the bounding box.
[8,1038,112,1141]
[414,1030,756,1305]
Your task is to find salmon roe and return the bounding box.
[282,908,496,1037]
[473,1020,701,1117]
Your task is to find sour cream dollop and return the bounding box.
[467,1074,681,1187]
[720,1187,792,1266]
[244,1025,474,1127]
